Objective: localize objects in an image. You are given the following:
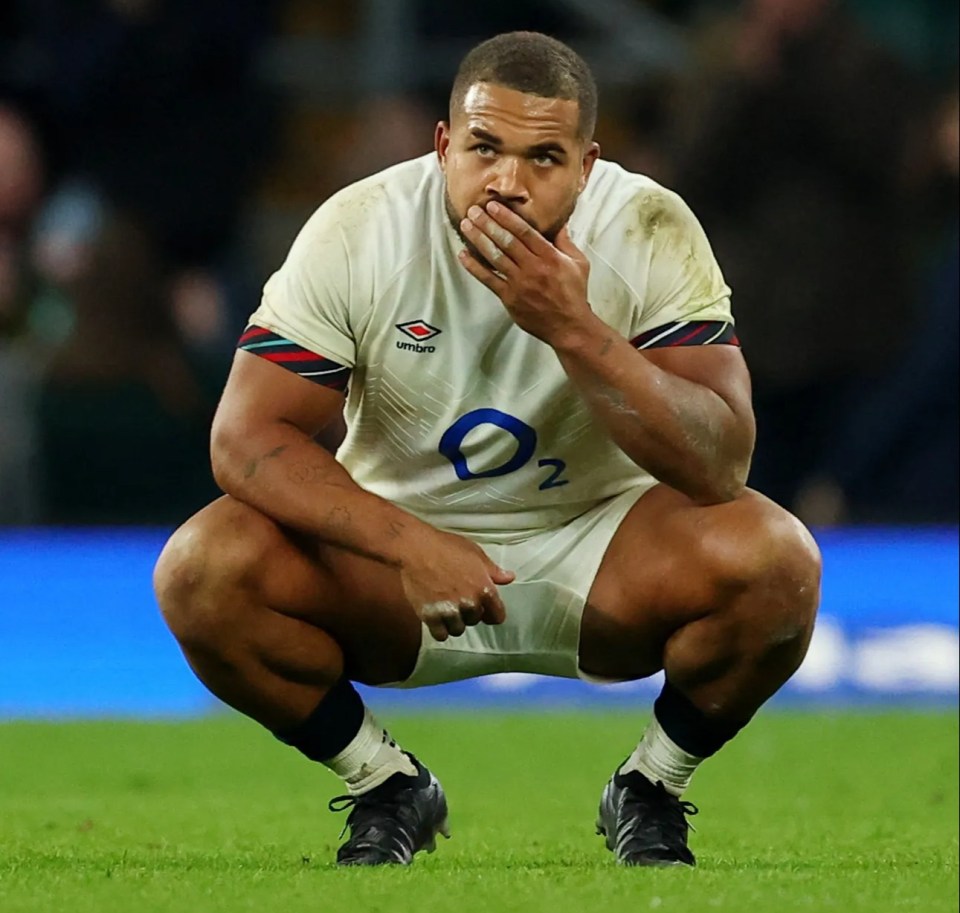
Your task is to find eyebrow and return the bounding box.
[468,128,568,157]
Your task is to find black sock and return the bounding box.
[653,680,747,758]
[273,677,365,763]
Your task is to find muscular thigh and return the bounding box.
[194,496,422,685]
[579,485,774,679]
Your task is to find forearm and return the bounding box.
[553,316,752,504]
[211,422,435,568]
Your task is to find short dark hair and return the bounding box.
[450,32,598,140]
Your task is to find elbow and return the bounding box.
[210,449,234,495]
[209,418,244,495]
[710,473,748,505]
[700,424,754,504]
[210,414,302,496]
[692,461,750,506]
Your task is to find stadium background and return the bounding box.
[0,4,957,907]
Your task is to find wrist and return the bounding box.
[393,520,450,569]
[548,311,614,356]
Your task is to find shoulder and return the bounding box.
[296,154,441,251]
[272,154,443,321]
[575,161,703,251]
[575,161,730,319]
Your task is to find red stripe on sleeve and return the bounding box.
[238,326,272,343]
[260,350,326,363]
[669,323,710,346]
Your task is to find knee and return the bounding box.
[153,502,267,648]
[705,494,822,644]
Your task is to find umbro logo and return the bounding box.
[395,319,441,353]
[397,320,441,341]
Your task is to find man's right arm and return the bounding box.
[212,349,431,569]
[210,350,514,639]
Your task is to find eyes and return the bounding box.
[470,143,560,166]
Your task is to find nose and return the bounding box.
[485,157,528,205]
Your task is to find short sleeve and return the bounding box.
[247,199,358,368]
[631,188,733,338]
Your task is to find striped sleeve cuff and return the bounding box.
[630,320,739,349]
[238,325,351,391]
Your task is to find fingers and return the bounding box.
[472,205,520,255]
[460,202,550,267]
[460,209,517,272]
[419,586,509,641]
[479,560,513,624]
[553,225,585,262]
[420,597,484,642]
[458,248,509,296]
[478,585,507,626]
[459,203,578,296]
[421,599,463,642]
[552,224,573,253]
[458,598,484,627]
[485,202,554,257]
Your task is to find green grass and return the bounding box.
[0,711,957,913]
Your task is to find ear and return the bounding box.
[435,121,450,169]
[579,141,601,193]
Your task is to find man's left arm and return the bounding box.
[458,201,755,506]
[551,322,754,504]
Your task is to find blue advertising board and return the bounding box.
[0,526,956,717]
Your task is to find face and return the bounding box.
[435,82,599,258]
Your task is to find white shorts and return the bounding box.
[379,486,648,689]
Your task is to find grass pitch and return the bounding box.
[0,711,956,913]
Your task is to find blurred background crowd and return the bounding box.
[0,0,956,528]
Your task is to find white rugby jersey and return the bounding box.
[243,153,736,535]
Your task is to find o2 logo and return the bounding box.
[438,408,569,490]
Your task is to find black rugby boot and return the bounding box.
[329,757,450,865]
[596,768,698,866]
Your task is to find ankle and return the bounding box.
[619,680,749,797]
[327,708,418,794]
[619,714,702,797]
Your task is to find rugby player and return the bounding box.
[154,31,821,867]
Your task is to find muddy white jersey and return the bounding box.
[245,153,735,535]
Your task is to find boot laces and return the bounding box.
[622,776,699,844]
[328,788,413,841]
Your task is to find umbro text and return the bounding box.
[396,341,436,353]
